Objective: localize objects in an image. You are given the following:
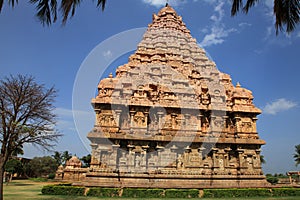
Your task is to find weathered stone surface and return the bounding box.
[70,4,268,188]
[56,156,88,181]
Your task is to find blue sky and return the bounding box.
[0,0,300,174]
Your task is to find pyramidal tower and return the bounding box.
[84,4,268,188]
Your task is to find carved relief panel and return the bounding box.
[240,118,253,133]
[97,110,117,127]
[184,149,201,168]
[133,111,147,128]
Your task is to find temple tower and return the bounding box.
[84,4,268,188]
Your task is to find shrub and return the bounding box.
[122,188,164,198]
[47,173,55,179]
[272,188,300,197]
[165,189,199,198]
[87,188,120,197]
[266,176,279,185]
[203,188,272,198]
[41,185,85,196]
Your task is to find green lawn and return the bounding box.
[3,180,300,200]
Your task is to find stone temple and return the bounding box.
[80,4,268,188]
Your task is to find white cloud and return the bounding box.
[264,26,273,40]
[263,98,297,115]
[200,26,236,47]
[238,22,252,27]
[200,0,236,47]
[142,0,185,7]
[55,107,92,132]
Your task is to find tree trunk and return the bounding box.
[0,163,4,200]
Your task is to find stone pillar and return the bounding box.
[211,148,218,174]
[234,116,241,133]
[252,117,258,133]
[109,144,120,170]
[115,109,122,127]
[197,114,203,133]
[141,145,149,171]
[224,147,231,170]
[130,110,135,132]
[118,151,128,172]
[144,111,149,129]
[94,108,101,126]
[171,113,177,129]
[158,111,164,134]
[237,148,244,174]
[184,113,191,130]
[90,143,100,167]
[127,144,135,171]
[198,147,205,160]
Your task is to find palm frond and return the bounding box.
[274,0,300,34]
[8,0,18,8]
[231,0,243,16]
[0,0,4,12]
[284,0,300,33]
[294,144,300,166]
[50,0,57,22]
[243,0,259,14]
[0,0,19,12]
[61,0,81,25]
[96,0,106,11]
[274,0,284,34]
[30,0,51,26]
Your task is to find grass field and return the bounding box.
[3,180,300,200]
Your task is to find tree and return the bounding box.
[4,158,23,183]
[0,74,61,200]
[0,0,299,34]
[52,151,63,166]
[293,144,300,167]
[0,0,106,25]
[25,156,58,178]
[260,155,266,164]
[62,150,72,165]
[231,0,300,34]
[266,174,279,185]
[52,150,72,166]
[80,154,91,168]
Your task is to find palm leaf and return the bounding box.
[30,0,52,26]
[231,0,243,16]
[0,0,3,12]
[274,0,285,34]
[61,0,81,25]
[243,0,259,14]
[50,0,57,22]
[1,0,19,12]
[294,144,300,167]
[96,0,106,11]
[8,0,18,8]
[283,0,300,33]
[274,0,300,34]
